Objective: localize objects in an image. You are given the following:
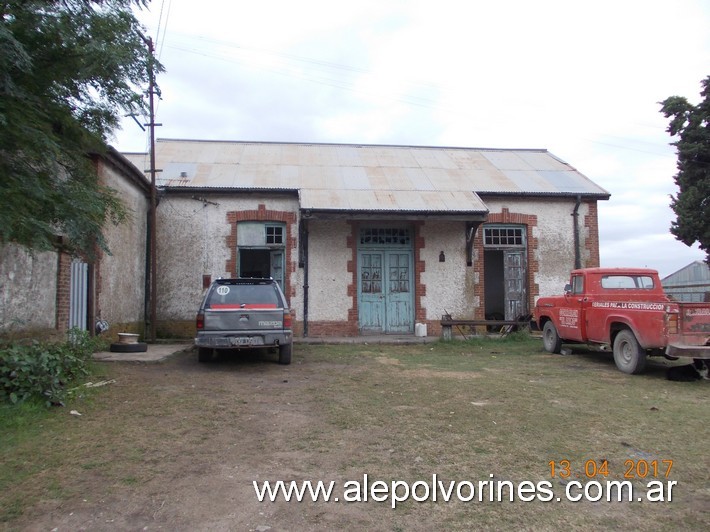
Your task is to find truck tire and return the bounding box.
[542,321,562,354]
[278,342,292,365]
[109,342,148,353]
[198,347,214,363]
[613,329,647,374]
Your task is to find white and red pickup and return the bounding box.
[534,268,710,374]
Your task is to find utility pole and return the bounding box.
[143,36,160,342]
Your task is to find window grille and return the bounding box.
[360,228,411,246]
[483,226,524,247]
[265,225,284,245]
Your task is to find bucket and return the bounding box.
[415,323,427,337]
[117,333,140,345]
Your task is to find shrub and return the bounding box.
[0,329,97,406]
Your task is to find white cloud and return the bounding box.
[116,0,709,275]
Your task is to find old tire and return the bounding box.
[198,347,214,363]
[542,321,562,354]
[613,329,647,374]
[109,342,147,353]
[278,342,292,365]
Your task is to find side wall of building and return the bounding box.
[154,195,301,337]
[0,244,59,339]
[153,193,601,339]
[0,154,149,341]
[95,158,150,337]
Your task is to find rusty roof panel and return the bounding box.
[299,188,488,213]
[136,140,609,211]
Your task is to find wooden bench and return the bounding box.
[440,318,530,340]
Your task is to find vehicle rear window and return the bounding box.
[600,275,655,290]
[207,283,280,309]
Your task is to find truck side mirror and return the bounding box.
[564,283,572,294]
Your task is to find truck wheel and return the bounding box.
[198,347,214,363]
[542,321,562,354]
[278,342,292,365]
[613,330,647,374]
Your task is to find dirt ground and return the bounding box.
[7,342,710,531]
[14,347,424,531]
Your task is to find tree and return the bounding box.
[660,76,710,265]
[0,0,162,256]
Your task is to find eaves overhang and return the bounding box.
[299,208,488,221]
[158,186,299,197]
[476,190,611,200]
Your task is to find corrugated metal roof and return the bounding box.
[123,140,609,214]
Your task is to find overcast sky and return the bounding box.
[114,0,709,278]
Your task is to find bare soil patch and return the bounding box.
[2,339,709,531]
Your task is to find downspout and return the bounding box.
[299,218,309,337]
[572,195,582,269]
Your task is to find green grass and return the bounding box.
[1,334,708,530]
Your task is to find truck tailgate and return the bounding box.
[673,303,710,357]
[204,308,284,331]
[678,303,710,335]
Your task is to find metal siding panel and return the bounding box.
[517,151,569,171]
[341,166,370,189]
[482,151,532,171]
[144,141,608,204]
[498,170,549,193]
[539,170,603,193]
[69,261,88,331]
[405,167,435,191]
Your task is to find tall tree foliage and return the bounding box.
[0,0,161,256]
[660,76,710,265]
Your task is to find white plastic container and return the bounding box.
[415,323,427,337]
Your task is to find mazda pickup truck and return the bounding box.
[534,268,710,374]
[195,278,293,364]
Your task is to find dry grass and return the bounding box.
[1,335,708,531]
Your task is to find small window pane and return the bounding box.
[265,225,284,244]
[483,226,525,248]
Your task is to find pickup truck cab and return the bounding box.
[534,268,710,374]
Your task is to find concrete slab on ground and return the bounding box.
[93,335,440,362]
[93,343,192,363]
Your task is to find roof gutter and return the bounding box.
[572,195,582,269]
[300,209,488,221]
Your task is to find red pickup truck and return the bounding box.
[534,267,710,374]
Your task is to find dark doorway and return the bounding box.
[484,250,505,320]
[239,249,270,278]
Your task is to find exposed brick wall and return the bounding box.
[306,320,358,337]
[473,208,539,319]
[413,221,426,324]
[584,201,601,267]
[55,251,72,331]
[343,221,359,336]
[225,203,298,300]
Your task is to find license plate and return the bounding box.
[231,337,253,346]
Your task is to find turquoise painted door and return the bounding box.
[270,250,284,291]
[359,250,413,334]
[359,252,385,333]
[386,252,413,333]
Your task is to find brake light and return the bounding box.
[196,311,204,330]
[283,309,292,329]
